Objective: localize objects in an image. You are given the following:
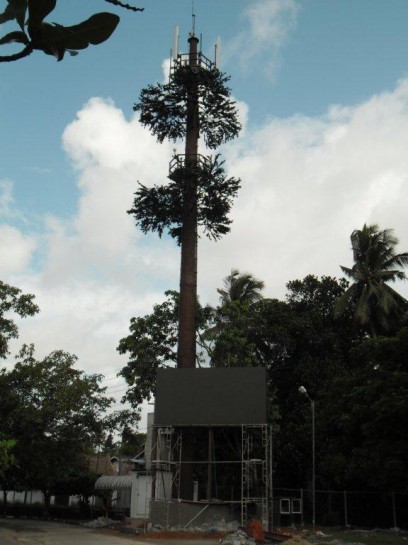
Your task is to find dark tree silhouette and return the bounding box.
[334,224,408,336]
[0,0,143,62]
[217,269,265,305]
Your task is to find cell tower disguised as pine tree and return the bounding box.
[129,24,241,498]
[130,26,241,370]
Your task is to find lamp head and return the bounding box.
[298,385,307,395]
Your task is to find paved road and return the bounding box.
[0,519,221,545]
[0,519,148,545]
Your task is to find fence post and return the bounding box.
[300,488,304,527]
[343,490,348,527]
[391,491,397,529]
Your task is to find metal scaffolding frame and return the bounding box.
[241,424,273,529]
[152,426,183,500]
[151,424,273,530]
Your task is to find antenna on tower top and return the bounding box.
[191,1,196,36]
[172,26,179,60]
[215,36,222,68]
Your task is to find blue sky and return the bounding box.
[2,0,408,422]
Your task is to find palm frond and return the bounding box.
[333,283,360,319]
[382,252,408,270]
[354,284,371,326]
[340,265,355,279]
[376,269,407,282]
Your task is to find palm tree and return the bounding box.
[334,224,408,336]
[200,270,265,366]
[217,269,265,305]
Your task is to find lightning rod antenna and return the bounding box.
[191,1,196,36]
[172,25,179,60]
[215,36,222,68]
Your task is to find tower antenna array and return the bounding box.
[191,1,196,36]
[172,25,179,60]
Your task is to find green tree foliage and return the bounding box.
[273,275,359,488]
[129,155,241,243]
[217,268,264,304]
[0,280,39,359]
[0,0,143,62]
[0,344,113,502]
[205,299,264,368]
[131,62,242,240]
[200,270,265,367]
[208,275,359,487]
[119,426,146,456]
[103,407,141,453]
[334,224,408,336]
[134,63,241,148]
[117,291,212,405]
[320,327,408,492]
[0,439,16,480]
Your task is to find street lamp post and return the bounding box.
[299,385,315,532]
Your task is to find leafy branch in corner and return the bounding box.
[0,0,143,62]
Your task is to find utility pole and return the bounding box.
[299,386,316,531]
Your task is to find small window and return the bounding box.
[280,498,291,514]
[291,499,302,514]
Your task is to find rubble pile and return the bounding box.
[83,516,120,528]
[220,529,256,545]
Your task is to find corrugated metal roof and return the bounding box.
[95,475,133,490]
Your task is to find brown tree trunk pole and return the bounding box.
[177,35,199,501]
[177,34,199,370]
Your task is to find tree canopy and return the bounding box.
[117,290,213,405]
[0,344,115,501]
[134,63,241,148]
[129,154,241,244]
[217,269,264,305]
[130,58,242,245]
[0,280,39,359]
[320,327,408,492]
[334,224,408,336]
[0,280,141,503]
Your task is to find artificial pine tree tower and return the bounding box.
[130,26,241,499]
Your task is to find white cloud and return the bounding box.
[224,0,300,79]
[0,225,37,277]
[0,179,14,216]
[0,181,37,276]
[39,96,178,285]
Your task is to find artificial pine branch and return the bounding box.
[128,155,241,243]
[134,65,241,148]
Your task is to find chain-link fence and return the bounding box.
[274,488,408,530]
